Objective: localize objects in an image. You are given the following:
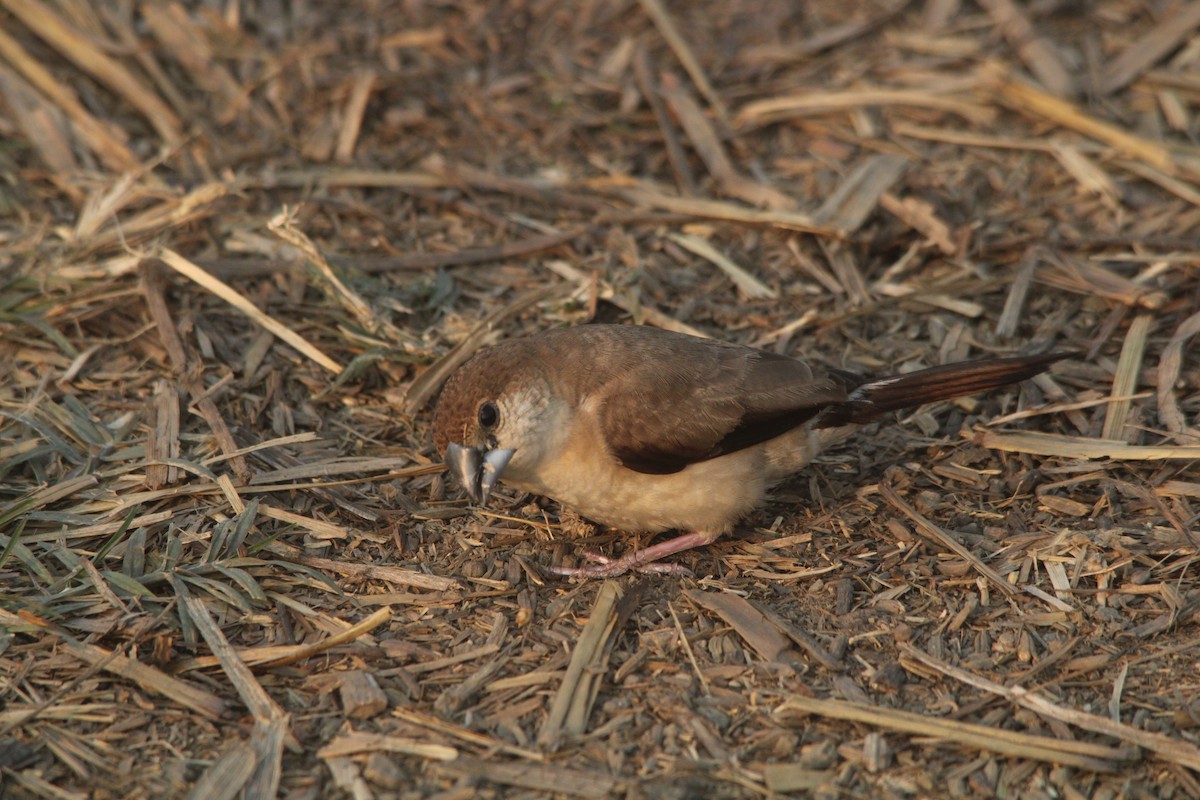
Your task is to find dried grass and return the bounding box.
[1,0,1198,797]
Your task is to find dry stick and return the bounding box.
[0,27,137,171]
[245,455,422,485]
[1157,309,1200,444]
[660,79,794,210]
[819,241,872,306]
[1115,159,1200,211]
[1098,0,1200,95]
[175,584,287,723]
[0,63,78,175]
[0,609,227,726]
[199,431,321,467]
[322,227,589,273]
[1,0,181,142]
[879,480,1017,599]
[903,644,1200,773]
[139,3,246,123]
[436,758,616,800]
[406,643,499,676]
[879,192,956,255]
[1037,253,1168,310]
[336,69,376,162]
[158,248,342,374]
[893,120,1055,152]
[977,430,1200,460]
[1103,314,1153,441]
[611,184,822,232]
[783,237,843,296]
[14,511,174,547]
[632,45,696,193]
[687,589,795,664]
[257,167,445,190]
[668,601,711,697]
[1051,143,1121,208]
[174,580,290,797]
[265,543,460,592]
[261,607,394,668]
[986,66,1175,172]
[81,182,229,255]
[185,743,258,800]
[538,581,624,749]
[244,717,289,799]
[741,0,909,64]
[776,695,1130,772]
[737,87,993,129]
[317,731,457,761]
[268,209,377,331]
[257,503,351,540]
[426,156,609,210]
[543,259,708,339]
[987,392,1152,426]
[392,707,545,762]
[636,0,730,127]
[748,598,844,671]
[146,379,181,489]
[197,226,589,280]
[813,154,910,235]
[995,249,1038,338]
[978,0,1074,96]
[668,232,777,300]
[140,261,251,478]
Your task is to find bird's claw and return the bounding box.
[547,550,695,579]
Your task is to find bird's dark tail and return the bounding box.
[816,352,1072,428]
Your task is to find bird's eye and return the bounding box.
[478,401,499,428]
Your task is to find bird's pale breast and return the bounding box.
[505,396,832,534]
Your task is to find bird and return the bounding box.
[431,324,1069,578]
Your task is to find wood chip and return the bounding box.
[879,192,957,255]
[338,670,389,719]
[813,154,909,234]
[686,588,797,664]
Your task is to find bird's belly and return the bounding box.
[510,447,774,535]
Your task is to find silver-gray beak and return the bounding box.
[444,443,515,506]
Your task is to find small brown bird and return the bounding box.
[432,324,1067,578]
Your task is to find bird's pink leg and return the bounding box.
[548,531,719,578]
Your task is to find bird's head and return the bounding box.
[431,344,565,506]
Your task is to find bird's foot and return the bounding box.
[548,551,695,578]
[547,531,715,579]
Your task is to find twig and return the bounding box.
[903,644,1200,773]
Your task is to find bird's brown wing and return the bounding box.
[595,341,850,474]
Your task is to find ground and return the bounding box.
[1,0,1199,798]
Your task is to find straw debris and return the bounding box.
[1,1,1197,796]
